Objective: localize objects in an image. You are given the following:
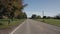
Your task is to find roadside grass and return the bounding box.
[9,19,25,26]
[0,19,25,29]
[36,19,60,27]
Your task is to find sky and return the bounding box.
[23,0,60,17]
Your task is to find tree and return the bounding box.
[54,14,60,19]
[16,12,27,19]
[31,14,37,19]
[0,0,27,19]
[54,16,60,19]
[23,12,27,19]
[43,16,46,19]
[0,1,4,19]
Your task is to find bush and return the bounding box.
[0,23,3,25]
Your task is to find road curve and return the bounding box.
[10,19,60,34]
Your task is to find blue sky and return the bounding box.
[23,0,60,17]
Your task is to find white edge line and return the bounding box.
[9,22,25,34]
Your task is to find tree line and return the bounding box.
[30,14,41,19]
[30,14,60,19]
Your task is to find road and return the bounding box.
[10,19,60,34]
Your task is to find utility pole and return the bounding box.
[42,10,44,22]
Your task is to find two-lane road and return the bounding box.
[10,19,60,34]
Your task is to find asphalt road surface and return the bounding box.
[10,19,60,34]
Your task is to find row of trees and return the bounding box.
[30,14,41,19]
[43,14,60,19]
[30,14,60,19]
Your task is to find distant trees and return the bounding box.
[42,14,60,19]
[31,14,36,19]
[46,16,51,19]
[43,16,53,19]
[30,14,41,19]
[55,16,60,19]
[54,14,60,19]
[30,13,60,19]
[36,16,41,19]
[43,16,46,19]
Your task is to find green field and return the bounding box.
[36,19,60,27]
[0,19,25,29]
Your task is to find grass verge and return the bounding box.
[36,19,60,27]
[0,19,25,29]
